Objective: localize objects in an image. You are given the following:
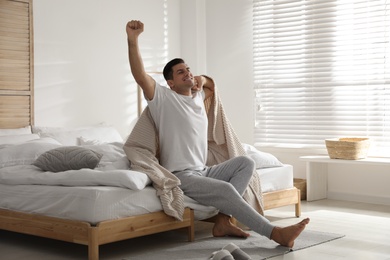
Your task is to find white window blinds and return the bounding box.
[253,0,390,154]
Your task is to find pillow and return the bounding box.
[37,126,123,146]
[32,123,107,134]
[242,143,284,168]
[0,134,40,145]
[81,142,126,167]
[0,126,31,136]
[33,146,103,172]
[0,138,62,168]
[32,126,78,134]
[78,136,104,145]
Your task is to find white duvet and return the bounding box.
[0,138,151,190]
[0,137,219,223]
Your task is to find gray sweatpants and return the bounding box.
[174,156,275,239]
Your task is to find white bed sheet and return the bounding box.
[0,165,292,224]
[258,164,294,193]
[0,184,217,224]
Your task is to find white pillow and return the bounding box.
[242,143,284,168]
[38,126,123,146]
[0,134,40,145]
[81,142,126,167]
[32,123,108,134]
[78,137,104,145]
[0,126,31,136]
[32,126,74,134]
[0,138,62,168]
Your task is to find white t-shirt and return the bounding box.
[147,82,208,172]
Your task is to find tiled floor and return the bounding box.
[1,199,389,259]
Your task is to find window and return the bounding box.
[253,0,390,155]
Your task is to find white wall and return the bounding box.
[33,0,180,137]
[180,0,254,145]
[33,0,390,206]
[205,0,255,145]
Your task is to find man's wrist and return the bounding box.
[127,37,138,46]
[201,75,214,86]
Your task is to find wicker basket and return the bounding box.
[325,138,370,160]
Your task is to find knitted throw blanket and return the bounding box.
[123,88,264,221]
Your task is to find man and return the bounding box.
[126,20,309,248]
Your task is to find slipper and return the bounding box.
[210,249,234,260]
[222,243,252,260]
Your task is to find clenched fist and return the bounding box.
[126,20,144,42]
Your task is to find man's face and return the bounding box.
[168,63,194,94]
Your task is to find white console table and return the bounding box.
[300,156,390,201]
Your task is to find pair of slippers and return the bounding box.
[210,243,251,260]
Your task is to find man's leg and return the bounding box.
[204,156,256,237]
[175,169,275,239]
[205,156,254,196]
[175,156,310,247]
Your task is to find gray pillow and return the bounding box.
[33,146,103,172]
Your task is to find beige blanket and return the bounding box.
[123,88,264,221]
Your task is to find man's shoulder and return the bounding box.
[155,82,171,93]
[148,82,172,104]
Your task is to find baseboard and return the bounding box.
[327,191,390,206]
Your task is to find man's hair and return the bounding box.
[163,58,185,80]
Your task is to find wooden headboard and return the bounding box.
[0,0,34,129]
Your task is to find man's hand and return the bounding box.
[194,75,215,99]
[126,20,144,42]
[192,76,205,93]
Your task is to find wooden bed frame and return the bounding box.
[264,188,301,217]
[0,1,300,259]
[0,207,194,260]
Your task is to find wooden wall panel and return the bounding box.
[0,95,31,128]
[0,0,34,128]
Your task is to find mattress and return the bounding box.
[0,165,292,224]
[0,184,217,224]
[258,164,294,193]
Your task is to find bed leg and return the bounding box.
[187,209,195,242]
[88,227,99,260]
[295,189,301,217]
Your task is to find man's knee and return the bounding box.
[237,156,255,175]
[242,155,255,169]
[238,156,255,185]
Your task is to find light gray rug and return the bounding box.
[123,225,345,260]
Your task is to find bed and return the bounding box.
[0,130,300,258]
[0,1,300,259]
[0,125,300,260]
[0,127,199,260]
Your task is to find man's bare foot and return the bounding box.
[212,213,250,238]
[270,218,310,248]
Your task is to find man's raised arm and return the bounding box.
[126,20,155,100]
